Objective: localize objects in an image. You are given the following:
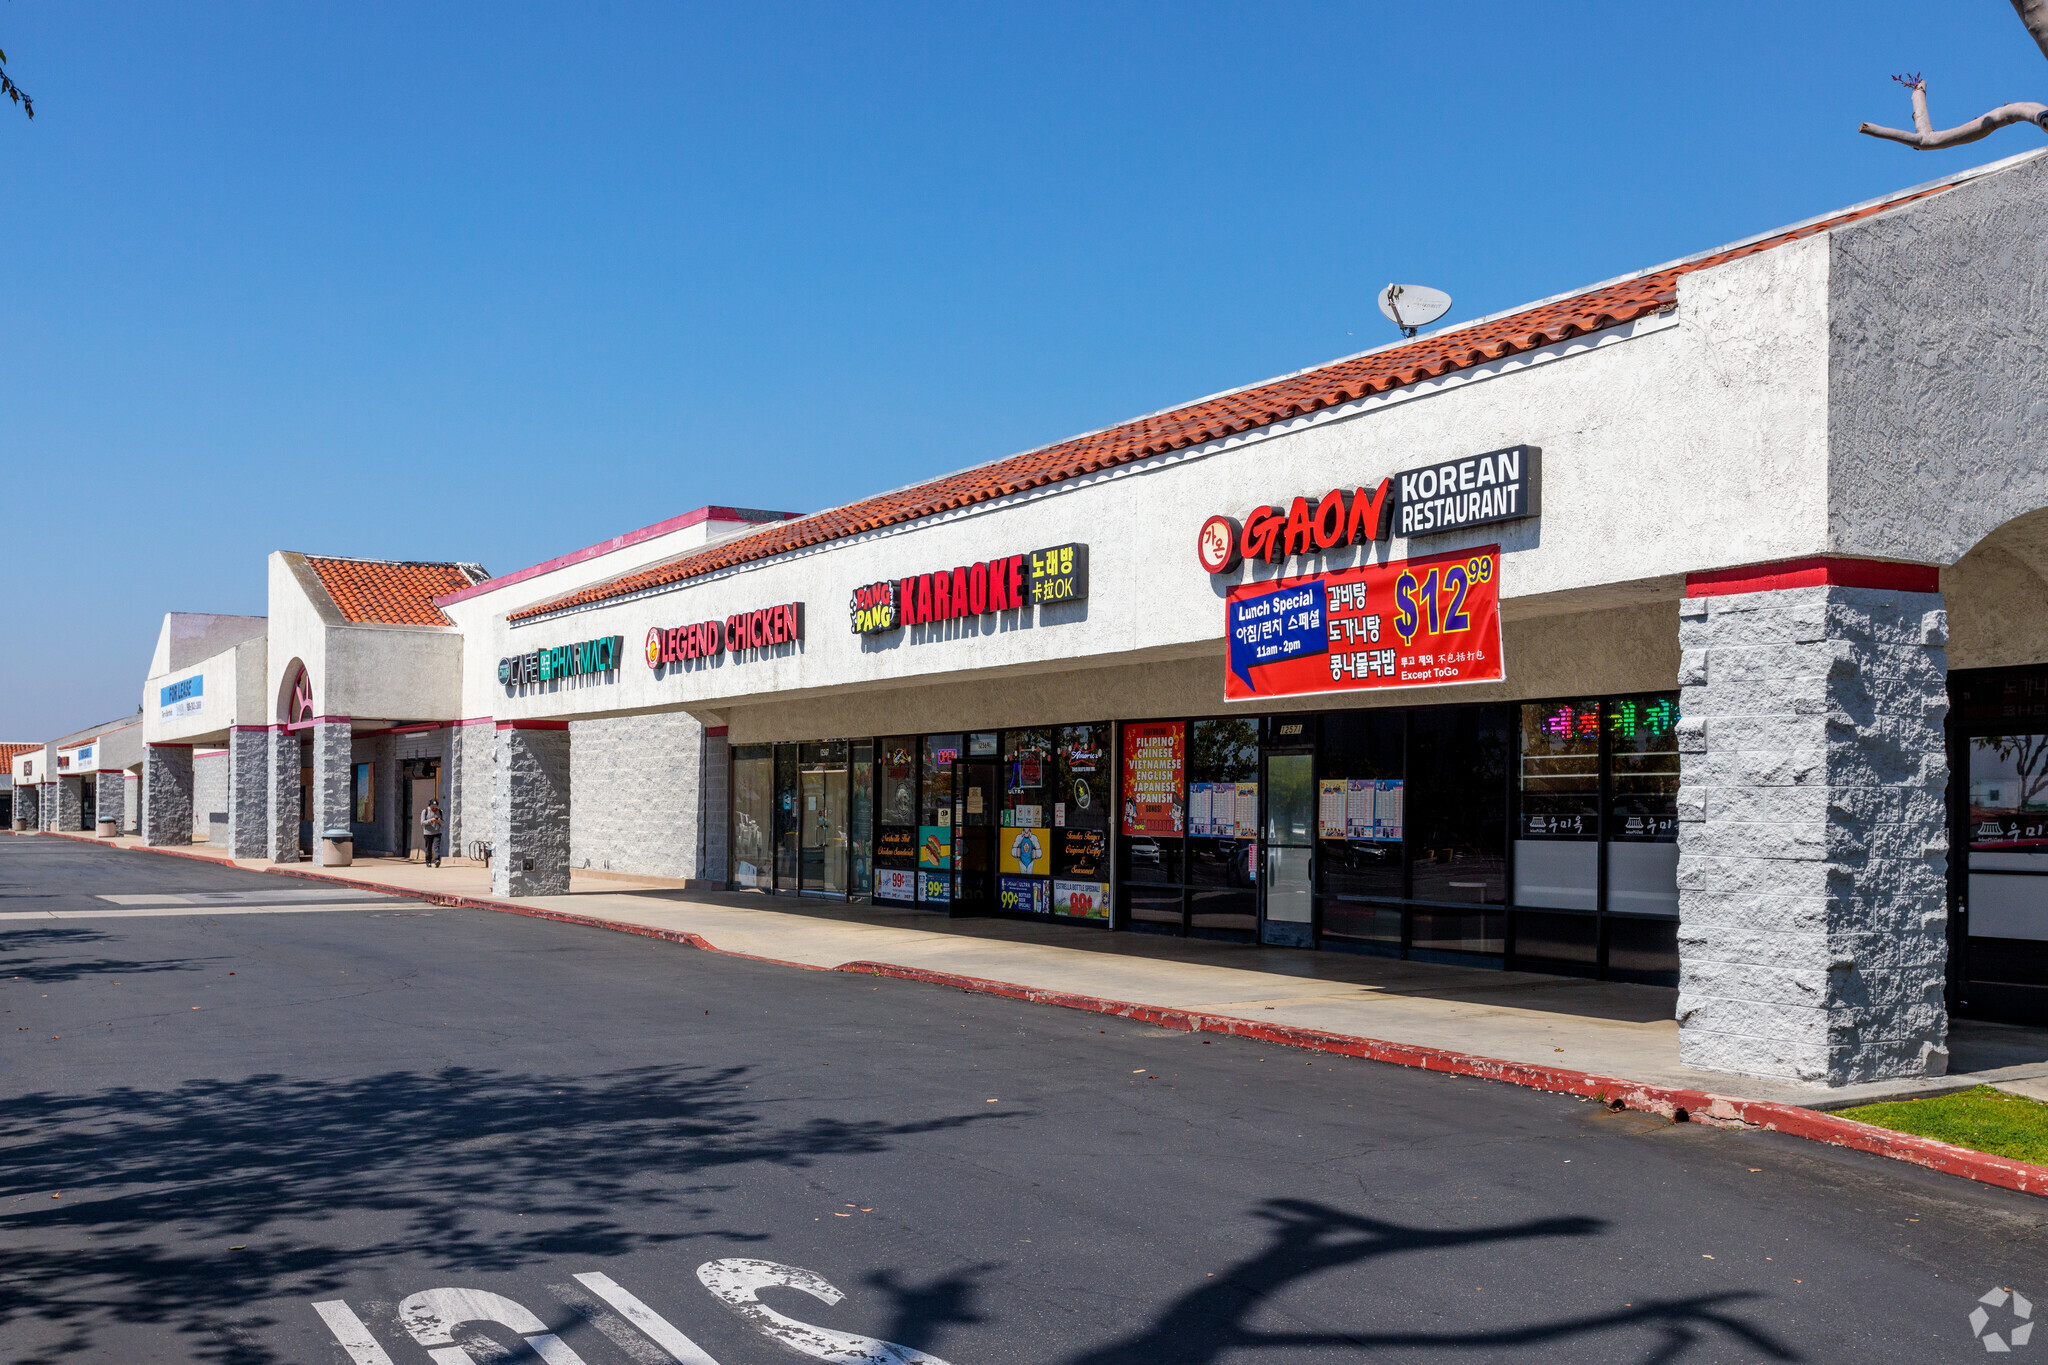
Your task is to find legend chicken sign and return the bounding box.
[1224,545,1503,701]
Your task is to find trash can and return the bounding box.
[321,828,354,867]
[96,819,117,837]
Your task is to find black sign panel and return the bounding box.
[1393,445,1540,537]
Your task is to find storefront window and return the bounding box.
[873,736,920,904]
[919,734,961,906]
[1408,705,1508,956]
[1606,694,1681,922]
[1966,733,2048,959]
[1319,708,1404,944]
[799,741,848,896]
[1120,722,1186,919]
[731,745,774,890]
[850,741,874,896]
[774,744,799,889]
[1054,724,1110,919]
[998,729,1054,914]
[1515,700,1600,912]
[1189,718,1259,930]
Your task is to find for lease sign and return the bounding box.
[1225,545,1503,701]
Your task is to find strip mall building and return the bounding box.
[50,151,2048,1088]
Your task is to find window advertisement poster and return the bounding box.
[876,827,918,864]
[1001,825,1050,876]
[1323,777,1403,841]
[1318,779,1346,839]
[876,868,918,901]
[919,871,952,905]
[1058,827,1106,879]
[1000,875,1051,915]
[918,825,953,870]
[1122,722,1185,836]
[1054,879,1110,918]
[1225,545,1503,701]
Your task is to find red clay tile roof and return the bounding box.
[509,185,1949,625]
[307,557,487,626]
[1,742,40,766]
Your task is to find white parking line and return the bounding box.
[0,903,427,921]
[311,1301,397,1365]
[573,1272,722,1365]
[96,890,394,905]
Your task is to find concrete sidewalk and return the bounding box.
[43,830,2048,1111]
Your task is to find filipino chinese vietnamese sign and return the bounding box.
[1225,545,1503,701]
[1121,722,1184,836]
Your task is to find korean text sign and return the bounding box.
[1225,545,1502,701]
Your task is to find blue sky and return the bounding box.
[2,2,2043,737]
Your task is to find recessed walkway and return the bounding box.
[39,831,2048,1109]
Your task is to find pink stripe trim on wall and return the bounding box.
[433,505,803,609]
[1684,556,1939,598]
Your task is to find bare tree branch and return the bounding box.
[1860,75,2048,149]
[1859,4,2048,149]
[2013,0,2048,62]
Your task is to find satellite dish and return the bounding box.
[1378,283,1452,337]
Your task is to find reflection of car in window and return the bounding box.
[1129,837,1161,865]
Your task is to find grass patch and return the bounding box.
[1837,1085,2048,1166]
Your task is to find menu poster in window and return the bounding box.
[1189,782,1213,837]
[1318,780,1346,839]
[1374,780,1404,840]
[876,827,918,864]
[1234,782,1259,838]
[876,868,917,901]
[1060,828,1106,879]
[918,825,953,869]
[919,872,952,904]
[1225,545,1504,701]
[1122,722,1185,836]
[1347,785,1371,839]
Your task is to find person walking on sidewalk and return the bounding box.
[423,799,445,868]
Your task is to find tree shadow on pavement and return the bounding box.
[865,1260,1001,1356]
[0,1063,1001,1365]
[1065,1198,1799,1365]
[0,924,221,984]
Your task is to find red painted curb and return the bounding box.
[30,830,2048,1200]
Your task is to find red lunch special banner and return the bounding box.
[1121,721,1184,836]
[1224,544,1503,701]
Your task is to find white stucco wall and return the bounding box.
[143,630,266,746]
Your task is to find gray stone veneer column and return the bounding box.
[95,772,123,832]
[143,745,195,846]
[227,728,269,858]
[493,725,570,897]
[56,777,82,832]
[451,722,496,861]
[1676,582,1951,1086]
[311,720,352,844]
[268,729,302,863]
[15,783,38,831]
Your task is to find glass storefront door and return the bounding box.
[1262,748,1314,947]
[731,745,774,890]
[1958,727,2048,1021]
[799,741,849,895]
[956,755,999,913]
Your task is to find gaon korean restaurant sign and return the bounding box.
[1225,546,1503,701]
[1194,444,1538,574]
